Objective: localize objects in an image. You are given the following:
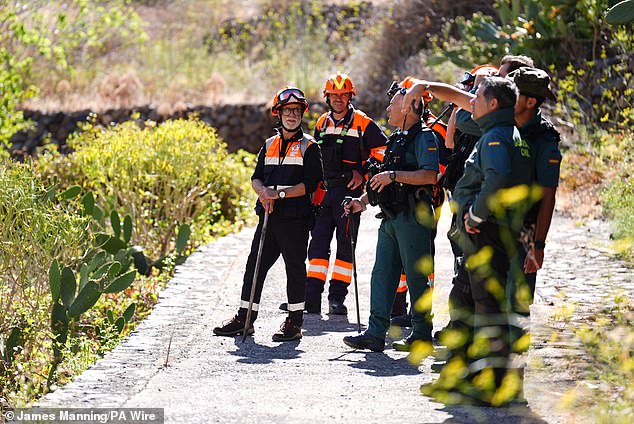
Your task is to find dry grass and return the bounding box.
[556,150,607,220]
[22,0,393,112]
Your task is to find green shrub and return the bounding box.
[0,161,90,404]
[2,117,256,405]
[600,130,634,260]
[576,293,634,423]
[36,118,255,260]
[426,0,633,132]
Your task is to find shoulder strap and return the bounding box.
[315,113,329,132]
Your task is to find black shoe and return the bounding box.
[390,313,412,328]
[279,302,288,311]
[272,318,302,342]
[433,329,444,341]
[328,299,348,315]
[213,315,254,337]
[392,334,432,352]
[343,332,385,352]
[430,360,446,373]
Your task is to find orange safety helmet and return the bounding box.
[387,76,433,103]
[461,64,499,86]
[271,86,309,116]
[323,72,356,97]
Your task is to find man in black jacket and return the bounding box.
[213,87,323,342]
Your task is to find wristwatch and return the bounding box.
[389,171,397,182]
[278,190,286,199]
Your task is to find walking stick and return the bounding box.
[242,210,270,343]
[343,197,362,334]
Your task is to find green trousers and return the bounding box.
[367,208,434,339]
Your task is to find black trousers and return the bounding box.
[238,213,310,325]
[444,213,475,356]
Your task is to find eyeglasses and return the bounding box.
[278,88,306,104]
[280,107,304,117]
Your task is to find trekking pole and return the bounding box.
[242,210,270,343]
[343,196,362,333]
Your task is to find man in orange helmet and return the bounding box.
[213,87,323,342]
[296,72,386,315]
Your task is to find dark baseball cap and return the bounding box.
[507,67,556,101]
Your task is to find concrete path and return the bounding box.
[39,206,632,424]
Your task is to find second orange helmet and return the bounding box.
[323,72,356,97]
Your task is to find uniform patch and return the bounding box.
[428,147,437,151]
[488,141,500,146]
[548,159,560,164]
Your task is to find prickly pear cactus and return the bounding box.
[606,0,634,25]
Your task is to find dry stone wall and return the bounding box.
[10,104,283,157]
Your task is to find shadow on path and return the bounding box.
[302,313,367,337]
[329,350,421,377]
[437,403,548,424]
[229,338,304,365]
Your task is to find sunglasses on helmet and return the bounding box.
[278,88,306,104]
[386,81,407,98]
[460,72,476,85]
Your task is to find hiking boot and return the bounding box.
[392,334,432,352]
[328,299,348,315]
[343,332,385,352]
[272,318,302,342]
[213,315,254,337]
[390,313,412,328]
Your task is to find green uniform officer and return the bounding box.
[342,83,440,352]
[506,67,562,348]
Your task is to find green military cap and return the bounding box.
[507,66,556,101]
